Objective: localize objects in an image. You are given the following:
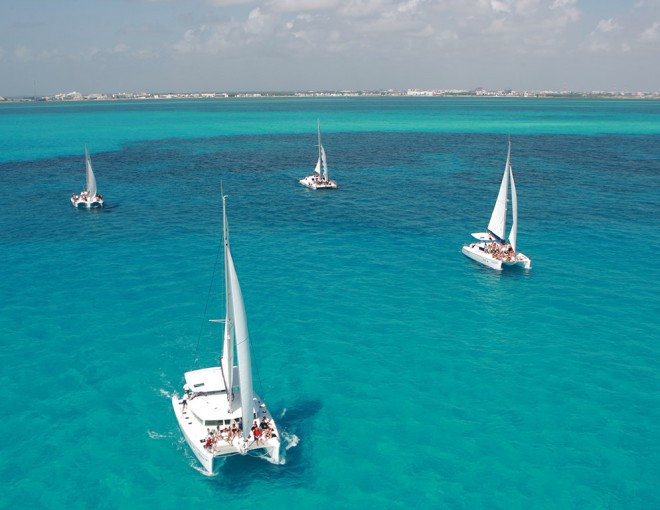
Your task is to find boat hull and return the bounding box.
[171,393,280,475]
[71,197,104,208]
[462,244,503,270]
[299,176,337,189]
[462,243,531,271]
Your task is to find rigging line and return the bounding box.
[190,227,224,371]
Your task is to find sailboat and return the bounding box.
[299,120,338,189]
[462,141,532,270]
[71,146,104,208]
[172,194,281,474]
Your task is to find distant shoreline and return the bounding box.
[2,88,659,102]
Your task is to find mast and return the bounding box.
[487,141,510,242]
[221,195,235,410]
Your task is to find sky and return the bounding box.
[1,0,659,96]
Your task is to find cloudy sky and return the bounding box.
[1,0,659,96]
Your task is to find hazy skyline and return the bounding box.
[2,0,659,97]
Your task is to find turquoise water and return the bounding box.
[1,97,659,509]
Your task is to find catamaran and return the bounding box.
[71,146,104,208]
[299,120,338,189]
[172,194,281,474]
[462,141,532,270]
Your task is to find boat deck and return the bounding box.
[172,388,280,466]
[299,176,337,189]
[462,242,531,270]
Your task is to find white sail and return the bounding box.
[509,158,518,252]
[314,119,322,175]
[226,248,254,440]
[487,141,510,241]
[321,145,328,180]
[221,196,234,410]
[85,146,97,197]
[221,197,254,440]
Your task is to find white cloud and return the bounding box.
[245,7,278,35]
[207,0,255,5]
[339,0,389,18]
[586,18,628,53]
[640,21,660,41]
[594,18,623,33]
[490,0,511,15]
[551,0,575,8]
[265,0,339,13]
[397,0,421,15]
[113,43,130,54]
[14,46,33,61]
[168,0,587,59]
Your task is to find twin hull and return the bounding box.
[462,244,531,271]
[171,394,280,474]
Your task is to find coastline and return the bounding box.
[2,88,659,103]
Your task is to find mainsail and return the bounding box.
[222,196,254,440]
[509,158,518,252]
[314,120,323,175]
[85,145,97,197]
[221,196,235,410]
[487,141,511,243]
[320,145,328,180]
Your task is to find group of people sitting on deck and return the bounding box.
[250,416,276,445]
[310,175,335,186]
[203,422,242,450]
[483,242,516,262]
[203,416,275,451]
[71,191,103,204]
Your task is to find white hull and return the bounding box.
[299,175,337,189]
[462,243,531,271]
[171,389,280,474]
[71,194,104,208]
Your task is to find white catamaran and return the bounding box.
[71,146,104,208]
[462,141,532,270]
[299,120,338,189]
[172,195,281,474]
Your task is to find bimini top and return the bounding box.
[471,232,495,241]
[184,367,227,394]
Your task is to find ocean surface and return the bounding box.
[1,97,659,509]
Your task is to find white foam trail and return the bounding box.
[147,430,171,440]
[191,462,216,476]
[281,431,299,450]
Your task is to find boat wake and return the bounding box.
[191,460,220,476]
[159,388,174,399]
[282,430,299,451]
[147,430,174,440]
